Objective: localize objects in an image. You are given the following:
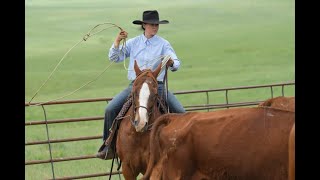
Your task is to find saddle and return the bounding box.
[98,94,168,158]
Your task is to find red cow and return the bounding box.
[143,107,295,180]
[259,96,295,112]
[288,123,295,180]
[259,96,295,180]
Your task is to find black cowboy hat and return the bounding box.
[132,10,169,25]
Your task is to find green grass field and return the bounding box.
[25,0,295,179]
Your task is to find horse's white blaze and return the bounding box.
[135,82,150,132]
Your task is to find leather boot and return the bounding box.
[96,142,114,160]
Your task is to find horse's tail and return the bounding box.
[142,114,172,180]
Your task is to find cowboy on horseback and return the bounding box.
[96,10,185,159]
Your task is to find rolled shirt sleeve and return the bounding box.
[108,40,132,62]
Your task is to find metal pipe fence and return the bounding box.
[25,81,294,179]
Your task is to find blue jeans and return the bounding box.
[102,82,185,141]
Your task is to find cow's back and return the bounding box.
[146,107,295,180]
[259,96,295,111]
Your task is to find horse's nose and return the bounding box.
[134,120,139,126]
[143,122,148,131]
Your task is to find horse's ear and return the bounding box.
[152,60,162,78]
[134,60,142,76]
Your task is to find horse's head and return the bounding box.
[131,60,162,132]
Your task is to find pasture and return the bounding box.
[25,0,294,179]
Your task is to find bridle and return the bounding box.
[130,70,159,130]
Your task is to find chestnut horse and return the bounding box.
[115,60,168,179]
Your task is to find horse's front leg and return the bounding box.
[121,162,139,180]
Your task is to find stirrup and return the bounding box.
[96,145,109,160]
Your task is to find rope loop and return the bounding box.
[27,21,170,106]
[28,22,124,106]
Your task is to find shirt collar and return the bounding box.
[142,34,157,45]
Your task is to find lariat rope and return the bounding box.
[28,23,125,106]
[28,22,171,106]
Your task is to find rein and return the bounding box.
[130,70,157,129]
[107,66,169,179]
[130,69,168,131]
[144,96,168,131]
[131,95,167,131]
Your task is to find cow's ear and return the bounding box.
[152,61,162,78]
[134,60,142,76]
